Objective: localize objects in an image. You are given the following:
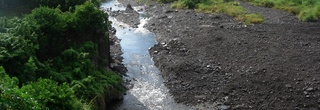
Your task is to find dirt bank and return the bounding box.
[117,0,320,109]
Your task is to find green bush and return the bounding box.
[0,0,124,109]
[0,66,86,109]
[156,0,178,3]
[50,42,124,100]
[181,0,198,8]
[0,33,39,83]
[298,8,317,21]
[20,78,83,110]
[0,66,42,109]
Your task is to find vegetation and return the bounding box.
[169,0,264,24]
[236,13,264,24]
[243,0,320,21]
[0,0,124,109]
[159,0,320,22]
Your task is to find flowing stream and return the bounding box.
[101,0,193,110]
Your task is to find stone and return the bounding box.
[285,84,292,88]
[219,105,230,110]
[306,88,315,92]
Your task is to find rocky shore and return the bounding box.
[114,0,320,109]
[109,30,127,75]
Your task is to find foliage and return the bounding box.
[23,1,110,61]
[171,0,264,24]
[0,0,101,12]
[0,66,85,109]
[50,41,124,101]
[0,0,124,109]
[25,7,67,60]
[236,13,264,24]
[245,0,320,21]
[0,66,42,109]
[156,0,178,3]
[73,1,110,35]
[20,78,83,110]
[0,16,39,81]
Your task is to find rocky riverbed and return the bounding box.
[115,0,320,109]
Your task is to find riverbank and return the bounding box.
[117,0,320,109]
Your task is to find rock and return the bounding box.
[111,4,140,28]
[110,27,116,34]
[285,84,292,88]
[126,4,134,10]
[158,15,167,19]
[194,95,206,99]
[164,10,175,13]
[219,105,231,110]
[154,51,158,54]
[306,95,310,98]
[306,88,315,92]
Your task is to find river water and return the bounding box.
[101,0,192,110]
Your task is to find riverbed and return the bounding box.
[101,0,192,109]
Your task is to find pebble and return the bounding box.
[306,88,315,92]
[158,15,167,19]
[194,95,206,99]
[306,95,310,98]
[219,105,230,110]
[154,51,158,54]
[285,84,292,88]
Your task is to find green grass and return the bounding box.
[171,0,264,24]
[169,0,320,22]
[236,13,264,24]
[245,0,320,21]
[171,1,189,9]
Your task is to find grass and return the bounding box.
[171,0,264,24]
[236,13,264,24]
[245,0,320,21]
[169,0,320,22]
[171,1,188,9]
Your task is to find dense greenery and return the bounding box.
[0,0,124,109]
[243,0,320,21]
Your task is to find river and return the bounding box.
[101,0,193,110]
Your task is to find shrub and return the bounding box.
[1,1,124,109]
[20,78,83,110]
[0,66,42,109]
[219,2,246,17]
[171,1,189,9]
[0,67,86,109]
[181,0,198,8]
[156,0,178,3]
[298,8,317,21]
